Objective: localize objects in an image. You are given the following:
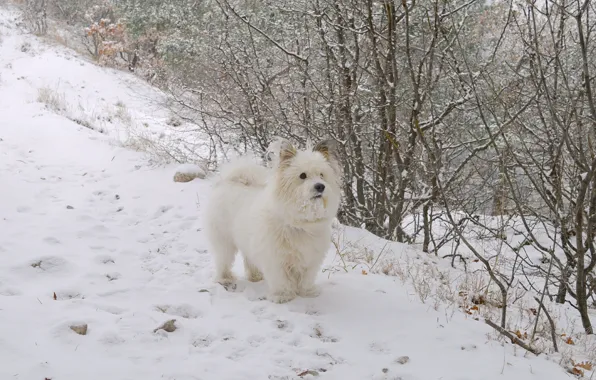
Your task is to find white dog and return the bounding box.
[205,139,342,303]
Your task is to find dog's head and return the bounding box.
[272,139,342,224]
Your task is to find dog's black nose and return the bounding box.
[314,183,325,193]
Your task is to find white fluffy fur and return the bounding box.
[205,140,341,303]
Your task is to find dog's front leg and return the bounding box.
[262,261,298,304]
[297,266,321,298]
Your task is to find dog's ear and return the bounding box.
[279,140,297,163]
[313,139,338,162]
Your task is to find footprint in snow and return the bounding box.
[54,289,85,300]
[43,236,61,245]
[105,272,121,281]
[92,190,107,198]
[251,306,267,316]
[246,335,266,347]
[219,330,236,342]
[460,343,478,351]
[99,331,126,345]
[94,304,126,315]
[153,205,174,218]
[28,256,70,273]
[275,319,294,332]
[226,347,248,361]
[310,324,339,343]
[370,341,391,354]
[191,334,214,348]
[154,304,202,319]
[94,255,115,264]
[304,308,321,316]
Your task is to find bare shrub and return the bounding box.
[23,0,47,35]
[37,86,65,112]
[36,86,107,134]
[67,114,105,134]
[113,100,131,125]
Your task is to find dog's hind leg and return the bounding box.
[210,238,237,285]
[243,256,263,282]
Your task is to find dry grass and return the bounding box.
[37,86,66,112]
[114,100,132,125]
[36,86,107,134]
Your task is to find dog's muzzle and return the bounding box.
[312,183,326,200]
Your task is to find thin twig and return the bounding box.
[533,297,559,353]
[219,0,308,62]
[485,319,541,355]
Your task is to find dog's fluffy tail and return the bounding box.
[216,156,270,187]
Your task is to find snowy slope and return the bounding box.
[0,5,575,380]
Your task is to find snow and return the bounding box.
[0,4,578,380]
[175,164,206,176]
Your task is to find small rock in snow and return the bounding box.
[153,319,177,333]
[70,324,88,335]
[66,205,74,209]
[297,369,319,377]
[395,356,410,365]
[173,164,206,183]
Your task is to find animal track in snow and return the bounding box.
[191,334,215,348]
[43,236,61,245]
[153,205,173,218]
[54,289,85,300]
[370,341,391,354]
[95,254,115,264]
[309,324,339,343]
[155,304,202,319]
[247,335,266,347]
[275,319,294,332]
[28,256,70,273]
[105,272,121,281]
[99,331,126,345]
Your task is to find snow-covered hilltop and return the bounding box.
[0,4,591,380]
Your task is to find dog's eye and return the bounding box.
[299,173,307,180]
[320,173,324,178]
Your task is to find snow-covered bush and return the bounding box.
[83,17,126,65]
[23,0,47,35]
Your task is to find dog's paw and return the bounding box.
[268,291,297,304]
[214,273,237,291]
[219,282,238,292]
[247,270,263,282]
[298,285,321,298]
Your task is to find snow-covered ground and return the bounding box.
[0,4,584,380]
